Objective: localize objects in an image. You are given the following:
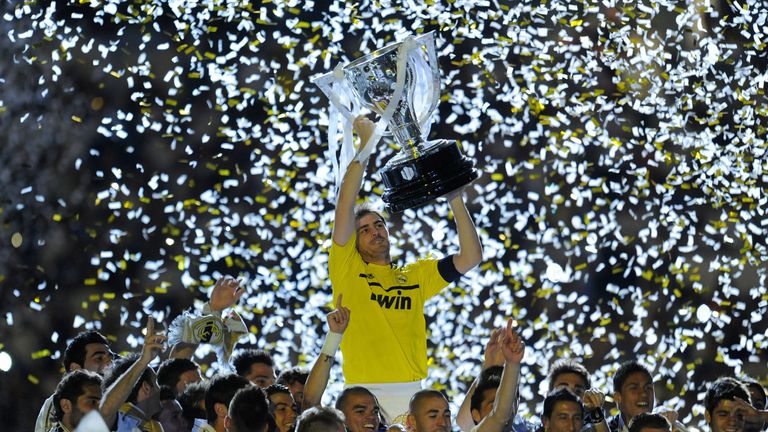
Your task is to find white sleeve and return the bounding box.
[35,395,54,432]
[73,410,110,432]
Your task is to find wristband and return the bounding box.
[584,408,605,424]
[321,332,343,357]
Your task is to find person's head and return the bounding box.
[266,384,299,432]
[232,349,276,388]
[102,353,162,417]
[206,373,253,428]
[52,370,103,430]
[627,413,672,432]
[63,330,113,373]
[158,385,190,432]
[548,360,591,397]
[179,380,208,425]
[542,387,584,432]
[407,390,451,432]
[227,386,271,432]
[470,366,504,424]
[742,379,767,410]
[705,377,752,432]
[335,386,381,432]
[354,207,390,264]
[613,361,655,422]
[742,379,767,432]
[296,406,347,432]
[277,367,309,407]
[158,358,203,397]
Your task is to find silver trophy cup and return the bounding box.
[338,32,478,213]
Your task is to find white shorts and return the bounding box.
[345,380,423,424]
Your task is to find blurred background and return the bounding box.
[1,0,766,430]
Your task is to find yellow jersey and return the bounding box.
[329,234,449,384]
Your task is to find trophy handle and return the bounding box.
[311,70,359,122]
[413,32,441,133]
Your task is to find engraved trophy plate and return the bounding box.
[320,32,478,213]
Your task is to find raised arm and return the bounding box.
[447,191,482,274]
[582,389,610,432]
[100,317,165,427]
[473,319,524,432]
[734,397,768,426]
[333,116,374,247]
[170,277,246,359]
[456,328,505,432]
[302,294,351,410]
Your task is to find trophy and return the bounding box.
[314,31,478,213]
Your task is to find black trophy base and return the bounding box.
[379,139,478,213]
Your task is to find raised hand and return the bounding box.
[327,294,351,334]
[210,276,246,313]
[141,316,167,364]
[499,319,525,364]
[483,327,504,368]
[734,397,765,422]
[353,115,375,156]
[582,389,605,411]
[656,408,678,428]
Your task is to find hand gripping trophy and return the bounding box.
[314,31,478,213]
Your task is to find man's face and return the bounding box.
[544,400,583,432]
[138,369,162,417]
[176,369,203,395]
[269,392,298,432]
[286,381,305,406]
[340,393,380,432]
[67,383,102,429]
[471,388,497,423]
[158,399,189,432]
[707,399,745,432]
[82,343,113,374]
[245,362,275,388]
[552,372,587,398]
[409,395,451,432]
[355,213,390,261]
[615,372,654,421]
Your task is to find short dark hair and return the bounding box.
[470,366,503,416]
[266,383,293,399]
[335,386,377,413]
[548,359,591,390]
[705,377,751,415]
[628,413,671,432]
[408,389,448,414]
[179,380,208,424]
[742,379,767,410]
[63,331,110,370]
[613,361,653,393]
[542,387,583,420]
[277,367,309,387]
[52,370,102,421]
[353,205,386,224]
[157,358,199,394]
[229,386,270,432]
[206,373,252,423]
[232,349,274,376]
[101,354,151,405]
[297,406,346,432]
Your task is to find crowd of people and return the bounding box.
[34,117,768,432]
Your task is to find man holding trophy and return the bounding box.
[317,32,483,420]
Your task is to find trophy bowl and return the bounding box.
[342,32,478,213]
